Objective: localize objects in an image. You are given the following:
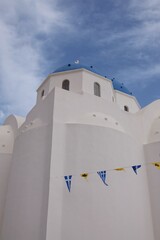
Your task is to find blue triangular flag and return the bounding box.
[97,171,108,186]
[132,165,141,174]
[64,175,72,192]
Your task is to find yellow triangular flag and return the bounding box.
[81,173,88,180]
[151,162,160,169]
[114,168,125,171]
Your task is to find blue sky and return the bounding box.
[0,0,160,123]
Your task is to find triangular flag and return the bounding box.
[132,165,141,174]
[114,168,125,171]
[151,162,160,170]
[97,171,108,186]
[81,173,88,180]
[64,175,72,192]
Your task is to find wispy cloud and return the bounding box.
[116,63,160,87]
[92,0,160,87]
[0,0,73,123]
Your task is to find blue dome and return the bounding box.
[54,63,99,75]
[111,78,132,95]
[53,63,132,95]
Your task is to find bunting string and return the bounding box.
[61,161,160,179]
[62,162,160,192]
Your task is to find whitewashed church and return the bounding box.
[0,63,160,240]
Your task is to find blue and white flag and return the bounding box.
[132,165,141,174]
[97,171,108,186]
[64,175,72,192]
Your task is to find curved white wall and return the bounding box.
[0,125,14,234]
[1,91,56,240]
[148,117,160,143]
[46,123,154,240]
[70,112,124,132]
[139,100,160,143]
[144,142,160,240]
[1,126,52,240]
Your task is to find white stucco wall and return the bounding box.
[1,68,160,240]
[144,142,160,240]
[37,77,51,103]
[138,100,160,143]
[1,92,55,240]
[46,88,154,240]
[0,125,14,234]
[81,71,114,101]
[115,91,140,113]
[0,153,12,235]
[46,122,154,240]
[37,70,83,103]
[0,126,13,153]
[4,115,25,137]
[1,126,52,240]
[52,87,143,142]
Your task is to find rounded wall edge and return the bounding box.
[4,115,25,137]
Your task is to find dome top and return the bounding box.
[54,63,99,75]
[53,63,132,95]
